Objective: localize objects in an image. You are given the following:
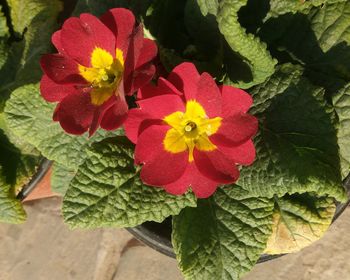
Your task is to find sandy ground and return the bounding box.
[0,197,350,280]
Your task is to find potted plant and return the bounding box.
[3,0,350,279]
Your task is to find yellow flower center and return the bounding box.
[163,100,222,162]
[78,47,124,106]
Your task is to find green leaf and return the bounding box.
[0,7,9,38]
[333,83,350,178]
[0,128,40,191]
[8,0,53,35]
[0,128,40,224]
[51,163,77,196]
[0,39,9,72]
[144,0,276,87]
[0,7,9,81]
[249,64,304,115]
[239,71,347,202]
[144,0,224,79]
[265,193,336,254]
[172,185,274,280]
[0,155,39,224]
[259,2,350,94]
[63,137,196,229]
[4,84,119,169]
[266,0,348,19]
[197,0,218,16]
[0,111,39,156]
[216,0,277,88]
[0,175,26,224]
[185,0,221,58]
[0,0,62,95]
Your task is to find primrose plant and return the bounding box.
[3,1,350,279]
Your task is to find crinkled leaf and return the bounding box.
[239,71,346,202]
[0,111,39,156]
[0,129,40,192]
[0,8,9,38]
[265,193,336,254]
[4,84,120,169]
[0,39,9,72]
[143,0,223,79]
[0,175,26,224]
[216,0,276,88]
[0,0,62,95]
[0,156,39,224]
[197,0,218,15]
[144,0,276,87]
[249,64,304,115]
[0,129,40,224]
[266,0,348,19]
[63,137,196,229]
[172,185,274,280]
[0,7,9,83]
[333,83,350,178]
[259,1,350,95]
[7,0,56,35]
[51,163,77,196]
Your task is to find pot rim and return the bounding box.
[16,158,52,201]
[127,175,350,262]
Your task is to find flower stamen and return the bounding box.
[163,100,222,162]
[78,47,124,106]
[185,121,197,132]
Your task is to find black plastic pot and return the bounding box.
[127,176,350,262]
[17,158,52,201]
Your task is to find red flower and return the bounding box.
[124,63,258,198]
[40,8,157,136]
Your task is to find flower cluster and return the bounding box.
[40,9,257,198]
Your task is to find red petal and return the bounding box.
[167,62,200,101]
[125,38,158,95]
[51,30,66,54]
[88,95,121,136]
[61,14,116,67]
[137,84,159,100]
[124,109,160,144]
[127,64,156,96]
[134,125,169,164]
[137,77,182,100]
[136,39,158,68]
[40,54,86,84]
[100,8,136,55]
[137,94,185,119]
[194,149,240,184]
[216,140,256,166]
[210,113,258,146]
[220,85,253,117]
[140,150,188,186]
[136,126,188,185]
[196,72,222,117]
[158,77,183,96]
[100,96,129,131]
[55,92,95,135]
[123,24,144,95]
[40,75,77,102]
[164,163,218,198]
